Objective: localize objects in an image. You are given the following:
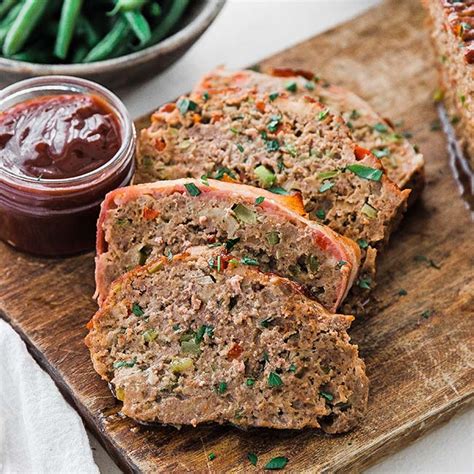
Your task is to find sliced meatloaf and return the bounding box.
[95,178,360,311]
[86,250,369,433]
[136,83,410,278]
[194,67,425,197]
[423,0,474,165]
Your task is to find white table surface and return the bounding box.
[86,0,472,471]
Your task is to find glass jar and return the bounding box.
[0,76,135,256]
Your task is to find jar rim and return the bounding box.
[0,75,135,189]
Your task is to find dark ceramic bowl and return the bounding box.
[0,0,224,90]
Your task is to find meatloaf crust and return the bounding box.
[423,0,474,164]
[95,178,360,311]
[86,250,369,433]
[194,67,425,199]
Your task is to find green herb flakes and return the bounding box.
[398,289,408,296]
[357,239,369,249]
[132,303,144,317]
[361,202,378,219]
[267,115,281,132]
[337,260,347,269]
[288,364,297,373]
[372,148,390,159]
[241,256,259,266]
[373,122,389,133]
[237,143,244,153]
[421,309,433,319]
[255,196,265,205]
[200,175,209,186]
[266,231,280,245]
[315,209,326,220]
[177,98,197,115]
[350,109,361,120]
[172,324,181,331]
[285,81,297,92]
[260,317,274,328]
[232,203,257,224]
[319,181,334,193]
[357,277,372,290]
[318,109,329,121]
[246,378,255,387]
[202,91,210,101]
[143,329,157,343]
[268,186,289,195]
[268,372,283,388]
[113,357,137,369]
[254,165,276,187]
[264,456,289,470]
[217,381,228,394]
[266,139,280,152]
[320,391,334,402]
[184,182,201,196]
[208,452,216,461]
[318,169,339,180]
[247,452,258,466]
[230,126,240,135]
[305,80,315,90]
[214,167,237,180]
[195,324,214,343]
[269,92,279,101]
[225,237,240,251]
[347,164,383,181]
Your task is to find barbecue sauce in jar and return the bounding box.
[0,76,135,256]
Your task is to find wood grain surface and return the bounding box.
[1,0,473,472]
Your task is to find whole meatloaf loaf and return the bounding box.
[194,67,424,197]
[95,178,361,311]
[135,82,409,276]
[86,250,369,433]
[423,0,474,165]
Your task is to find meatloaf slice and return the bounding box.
[136,84,410,268]
[95,178,360,312]
[194,67,425,198]
[423,0,474,165]
[86,250,369,433]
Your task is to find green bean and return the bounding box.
[2,0,49,57]
[148,0,189,45]
[0,2,23,48]
[0,0,15,20]
[109,0,148,16]
[76,14,100,48]
[12,40,53,63]
[124,10,150,45]
[55,0,83,60]
[83,17,130,63]
[72,44,88,63]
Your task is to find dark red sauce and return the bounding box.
[0,94,121,179]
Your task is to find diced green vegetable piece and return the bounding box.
[184,182,201,196]
[232,203,257,224]
[357,239,369,249]
[170,357,193,373]
[177,97,197,115]
[143,328,157,342]
[247,452,258,466]
[346,164,383,181]
[132,302,144,317]
[255,196,265,205]
[268,372,283,388]
[241,256,259,266]
[113,357,137,369]
[264,456,289,470]
[372,148,390,159]
[225,237,240,251]
[268,186,289,195]
[267,114,281,132]
[358,277,371,289]
[318,109,329,121]
[320,391,334,401]
[285,81,297,92]
[181,339,201,355]
[373,122,389,133]
[214,167,237,180]
[308,255,319,272]
[318,169,339,180]
[315,209,326,220]
[246,378,255,387]
[208,452,216,461]
[319,181,334,193]
[217,381,228,394]
[269,92,279,101]
[266,231,280,245]
[254,165,276,187]
[361,203,378,219]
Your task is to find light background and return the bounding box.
[91,1,473,472]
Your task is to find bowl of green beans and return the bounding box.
[0,0,224,89]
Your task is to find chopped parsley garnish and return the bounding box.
[214,167,237,180]
[268,186,289,195]
[266,139,280,152]
[177,97,197,115]
[372,148,391,159]
[285,81,297,92]
[230,126,240,135]
[361,202,378,219]
[200,175,209,186]
[277,159,285,172]
[184,182,201,196]
[319,391,334,402]
[264,456,289,470]
[247,452,258,466]
[195,324,214,343]
[315,209,326,220]
[241,256,259,266]
[414,255,441,269]
[305,80,315,90]
[172,323,181,331]
[260,317,274,328]
[267,115,281,133]
[288,364,297,373]
[132,303,144,317]
[166,249,173,261]
[225,237,240,251]
[336,260,347,269]
[266,231,280,245]
[202,91,210,101]
[318,169,339,180]
[268,372,283,388]
[346,164,383,181]
[357,239,369,249]
[357,277,372,290]
[237,143,244,152]
[373,122,389,133]
[350,109,361,120]
[398,289,408,296]
[318,109,329,121]
[208,452,216,461]
[319,181,334,193]
[246,378,255,387]
[217,381,228,394]
[269,92,279,101]
[421,309,433,319]
[255,196,265,205]
[232,203,257,224]
[113,357,137,369]
[254,165,276,187]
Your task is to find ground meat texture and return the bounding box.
[95,179,360,312]
[135,80,410,269]
[86,251,369,433]
[423,0,474,165]
[193,68,425,201]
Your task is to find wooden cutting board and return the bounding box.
[1,0,473,472]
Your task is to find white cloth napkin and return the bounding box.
[0,319,99,474]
